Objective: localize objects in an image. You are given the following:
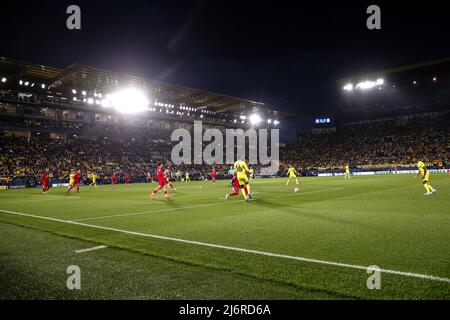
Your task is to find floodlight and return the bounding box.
[356,81,375,90]
[72,89,77,94]
[249,114,262,125]
[41,84,46,89]
[108,88,149,114]
[101,99,111,108]
[343,83,353,91]
[82,91,87,96]
[1,77,6,83]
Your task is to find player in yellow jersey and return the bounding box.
[248,168,254,179]
[67,171,76,193]
[286,166,299,185]
[234,160,252,202]
[89,172,98,188]
[416,160,436,195]
[344,164,351,180]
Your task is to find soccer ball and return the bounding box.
[294,187,300,193]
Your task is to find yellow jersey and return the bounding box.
[234,160,249,178]
[345,165,350,173]
[69,173,75,185]
[91,174,97,182]
[417,161,428,177]
[288,167,297,177]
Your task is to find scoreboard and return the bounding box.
[314,117,332,124]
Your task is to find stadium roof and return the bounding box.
[0,57,294,118]
[337,56,450,85]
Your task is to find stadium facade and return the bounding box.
[0,57,292,138]
[293,58,450,174]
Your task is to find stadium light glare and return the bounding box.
[240,115,247,120]
[249,114,262,125]
[108,88,149,114]
[343,83,353,91]
[82,91,87,96]
[274,120,280,125]
[101,99,111,108]
[356,80,375,90]
[1,77,6,83]
[268,119,272,124]
[41,84,46,89]
[87,98,94,104]
[19,80,23,85]
[433,77,438,82]
[24,81,29,86]
[72,89,77,94]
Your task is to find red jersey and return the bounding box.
[212,169,217,177]
[41,173,48,184]
[232,172,240,191]
[74,172,81,183]
[156,166,166,185]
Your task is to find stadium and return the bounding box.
[0,2,449,305]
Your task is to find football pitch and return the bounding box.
[0,175,449,300]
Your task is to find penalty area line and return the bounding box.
[0,208,449,284]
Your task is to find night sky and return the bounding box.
[1,1,450,142]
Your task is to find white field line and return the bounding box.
[0,208,449,284]
[75,245,108,254]
[73,188,344,222]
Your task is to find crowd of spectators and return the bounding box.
[1,112,449,185]
[281,113,450,172]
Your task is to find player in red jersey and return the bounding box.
[111,172,118,186]
[74,170,81,193]
[164,166,176,191]
[225,172,241,199]
[41,170,49,194]
[211,167,217,183]
[150,163,169,200]
[124,173,131,185]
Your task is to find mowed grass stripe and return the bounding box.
[71,187,343,222]
[1,208,449,284]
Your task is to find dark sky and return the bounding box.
[1,1,450,142]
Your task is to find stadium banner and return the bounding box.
[0,186,6,190]
[9,185,27,189]
[318,169,448,177]
[51,183,70,188]
[353,171,375,176]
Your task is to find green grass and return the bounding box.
[0,175,449,299]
